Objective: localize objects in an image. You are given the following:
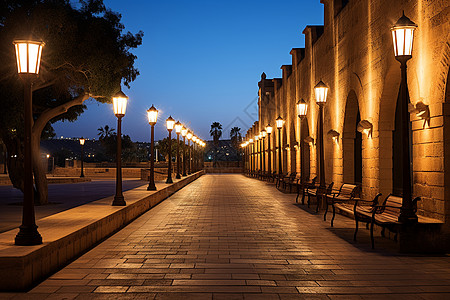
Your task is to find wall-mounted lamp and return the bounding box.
[327,129,340,144]
[410,101,430,128]
[357,120,373,138]
[285,144,290,151]
[304,136,315,147]
[293,142,299,150]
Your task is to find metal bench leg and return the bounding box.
[307,193,311,208]
[370,221,375,249]
[315,195,320,213]
[324,199,328,221]
[331,205,335,227]
[301,190,305,205]
[354,217,358,241]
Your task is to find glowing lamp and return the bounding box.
[181,127,188,137]
[79,137,85,146]
[147,105,158,125]
[391,12,417,58]
[314,81,328,104]
[297,99,308,117]
[112,90,128,117]
[166,116,175,131]
[276,116,284,129]
[261,130,267,138]
[187,131,193,140]
[175,121,183,134]
[13,40,45,75]
[266,124,273,134]
[192,136,198,142]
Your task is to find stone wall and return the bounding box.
[246,0,450,228]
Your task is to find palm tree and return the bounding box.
[97,125,115,140]
[210,122,222,144]
[230,127,241,149]
[210,122,222,167]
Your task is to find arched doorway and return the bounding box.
[444,66,450,219]
[343,90,362,184]
[290,120,296,173]
[301,119,311,181]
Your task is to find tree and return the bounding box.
[210,122,223,144]
[155,137,177,162]
[230,127,241,150]
[0,0,143,204]
[97,125,115,140]
[209,122,222,167]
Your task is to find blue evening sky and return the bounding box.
[53,0,324,142]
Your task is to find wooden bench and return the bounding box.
[282,172,297,192]
[295,176,317,204]
[369,195,421,249]
[307,182,334,212]
[325,183,361,223]
[276,172,288,189]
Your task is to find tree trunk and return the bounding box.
[2,136,24,193]
[31,131,48,205]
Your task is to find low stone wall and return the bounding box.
[0,171,204,291]
[52,167,142,178]
[204,167,243,173]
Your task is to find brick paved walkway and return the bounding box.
[4,174,450,299]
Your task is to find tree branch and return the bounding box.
[32,93,90,135]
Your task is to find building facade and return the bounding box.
[245,0,450,236]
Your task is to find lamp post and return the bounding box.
[79,137,85,178]
[261,130,267,177]
[187,131,193,174]
[315,81,328,198]
[392,12,418,223]
[165,116,175,183]
[181,128,188,176]
[147,105,158,191]
[193,136,198,172]
[112,90,128,206]
[266,125,273,177]
[297,99,308,203]
[254,134,260,174]
[14,39,45,245]
[276,116,284,177]
[249,139,255,175]
[175,121,182,179]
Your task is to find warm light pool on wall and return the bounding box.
[409,101,430,128]
[304,136,315,147]
[357,120,373,138]
[328,130,340,144]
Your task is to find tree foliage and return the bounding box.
[0,0,143,204]
[230,126,241,150]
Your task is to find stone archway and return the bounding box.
[444,65,450,221]
[301,119,311,181]
[342,90,362,184]
[290,120,296,173]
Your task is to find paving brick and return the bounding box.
[6,175,450,298]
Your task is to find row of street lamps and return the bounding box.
[12,38,206,246]
[242,12,419,223]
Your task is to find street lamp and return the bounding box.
[276,116,284,176]
[181,127,188,176]
[186,131,193,174]
[249,138,254,174]
[175,121,183,179]
[391,12,418,223]
[112,90,128,206]
[165,116,175,183]
[13,39,45,245]
[261,130,267,177]
[297,99,308,203]
[266,125,273,177]
[315,81,328,195]
[192,136,198,172]
[254,134,260,173]
[79,137,85,178]
[147,105,158,191]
